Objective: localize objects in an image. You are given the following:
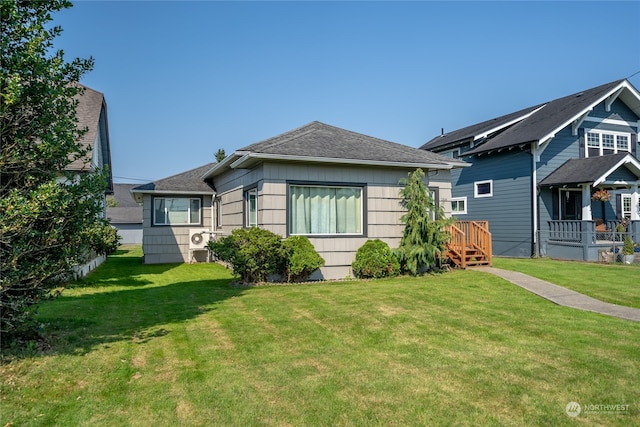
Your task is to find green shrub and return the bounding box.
[208,228,284,283]
[83,222,121,255]
[280,236,325,282]
[352,239,400,279]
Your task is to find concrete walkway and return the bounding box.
[475,267,640,323]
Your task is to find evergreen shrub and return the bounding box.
[352,239,400,279]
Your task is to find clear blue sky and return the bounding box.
[54,1,640,184]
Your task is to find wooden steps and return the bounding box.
[446,221,492,269]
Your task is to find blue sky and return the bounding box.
[55,1,640,184]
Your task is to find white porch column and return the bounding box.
[581,184,592,221]
[632,183,640,220]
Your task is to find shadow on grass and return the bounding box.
[38,278,244,356]
[71,246,181,288]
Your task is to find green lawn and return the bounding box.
[2,246,638,426]
[493,257,640,309]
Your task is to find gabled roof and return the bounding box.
[66,85,114,192]
[203,121,467,179]
[421,79,640,156]
[131,162,216,202]
[539,153,640,187]
[68,85,111,171]
[107,184,143,225]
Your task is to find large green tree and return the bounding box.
[396,168,453,275]
[1,0,110,343]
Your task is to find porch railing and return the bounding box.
[547,220,639,244]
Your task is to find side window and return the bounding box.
[474,180,493,198]
[245,188,257,227]
[451,197,467,215]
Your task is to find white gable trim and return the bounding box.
[593,154,640,187]
[473,105,545,141]
[539,80,640,147]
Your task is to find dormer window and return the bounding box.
[585,130,631,157]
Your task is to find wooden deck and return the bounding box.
[446,221,492,268]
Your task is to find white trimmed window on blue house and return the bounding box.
[154,197,201,225]
[586,130,631,157]
[451,197,467,214]
[474,180,493,198]
[289,184,363,235]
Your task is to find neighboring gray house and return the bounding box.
[421,79,640,261]
[133,122,466,279]
[131,163,216,264]
[107,184,143,244]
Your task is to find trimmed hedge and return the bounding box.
[352,239,400,279]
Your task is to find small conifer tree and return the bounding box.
[396,169,453,275]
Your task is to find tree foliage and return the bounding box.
[214,148,226,163]
[395,169,452,275]
[0,0,113,343]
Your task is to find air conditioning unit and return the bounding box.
[189,229,212,250]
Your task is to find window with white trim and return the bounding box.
[245,188,257,227]
[154,197,201,225]
[289,184,363,235]
[474,180,493,198]
[585,130,631,157]
[622,194,633,219]
[451,197,467,214]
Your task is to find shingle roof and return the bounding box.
[132,162,216,194]
[239,121,463,166]
[67,85,107,171]
[110,184,141,207]
[538,153,636,186]
[422,79,633,156]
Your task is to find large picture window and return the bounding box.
[154,197,201,225]
[289,184,363,235]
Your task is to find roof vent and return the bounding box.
[576,92,584,97]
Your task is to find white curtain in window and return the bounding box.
[290,186,361,234]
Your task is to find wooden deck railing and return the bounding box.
[446,221,492,268]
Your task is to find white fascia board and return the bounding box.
[538,80,632,147]
[201,152,247,179]
[473,105,546,141]
[593,154,640,186]
[230,152,466,170]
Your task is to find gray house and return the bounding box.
[107,184,143,244]
[131,163,216,264]
[421,79,640,261]
[133,122,466,279]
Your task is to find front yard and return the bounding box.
[1,246,638,426]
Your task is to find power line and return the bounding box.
[626,70,640,79]
[113,175,152,182]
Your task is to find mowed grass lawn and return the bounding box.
[1,246,639,426]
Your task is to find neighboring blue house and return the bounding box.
[421,79,640,261]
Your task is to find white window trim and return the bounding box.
[451,197,467,214]
[621,193,633,219]
[585,130,632,157]
[245,188,258,228]
[474,180,493,198]
[153,197,201,226]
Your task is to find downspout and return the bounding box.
[531,142,538,257]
